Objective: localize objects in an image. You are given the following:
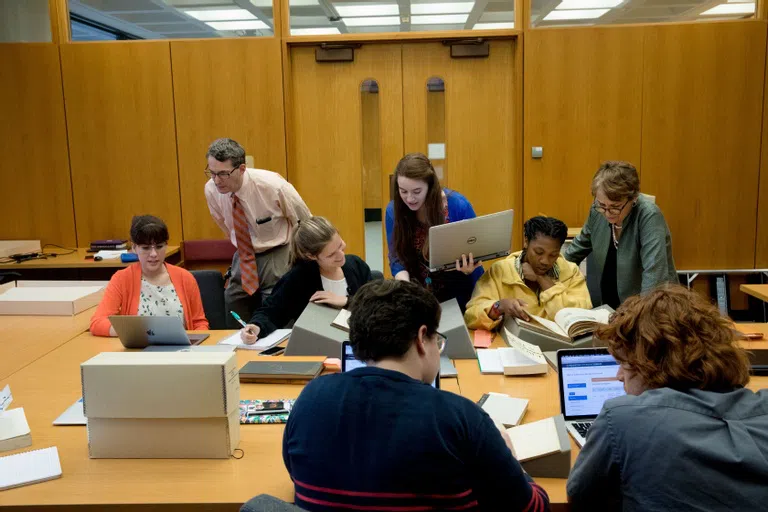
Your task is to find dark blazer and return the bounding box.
[248,255,372,336]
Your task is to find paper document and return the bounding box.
[505,333,547,364]
[506,417,561,462]
[0,446,62,491]
[94,250,127,260]
[477,349,504,374]
[0,408,30,441]
[0,386,11,411]
[53,397,86,426]
[218,329,291,351]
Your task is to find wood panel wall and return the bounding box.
[361,87,382,210]
[171,38,287,241]
[288,44,404,260]
[523,27,644,229]
[641,21,766,270]
[402,40,521,247]
[756,26,768,268]
[60,41,182,246]
[0,44,76,247]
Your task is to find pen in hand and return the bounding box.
[230,311,248,329]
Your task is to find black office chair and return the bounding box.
[240,494,302,512]
[190,270,227,330]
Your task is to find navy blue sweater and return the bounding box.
[283,366,550,511]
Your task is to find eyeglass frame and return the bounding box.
[592,197,633,216]
[435,331,447,354]
[204,166,239,180]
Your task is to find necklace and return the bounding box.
[611,224,620,250]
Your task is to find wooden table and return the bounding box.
[0,246,181,280]
[3,328,766,511]
[0,308,93,380]
[740,284,768,303]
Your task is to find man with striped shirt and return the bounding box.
[283,280,550,511]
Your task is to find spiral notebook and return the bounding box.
[0,446,62,491]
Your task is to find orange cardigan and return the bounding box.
[90,263,209,336]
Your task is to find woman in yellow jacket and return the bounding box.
[465,216,592,330]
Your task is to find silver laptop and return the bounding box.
[108,315,209,349]
[428,209,514,272]
[557,348,625,447]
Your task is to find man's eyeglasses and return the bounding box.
[592,198,632,216]
[204,167,238,180]
[435,332,447,354]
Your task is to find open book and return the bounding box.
[476,335,548,376]
[520,307,612,342]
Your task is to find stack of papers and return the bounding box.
[0,408,31,453]
[0,446,62,491]
[506,417,562,462]
[477,335,548,376]
[218,329,291,351]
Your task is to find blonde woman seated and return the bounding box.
[465,216,592,330]
[240,216,372,343]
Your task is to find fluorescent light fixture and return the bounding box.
[701,2,755,15]
[411,13,469,24]
[411,2,475,15]
[334,4,399,17]
[206,20,269,30]
[472,22,515,29]
[291,27,341,35]
[555,0,623,9]
[184,9,256,21]
[343,15,400,26]
[543,8,609,20]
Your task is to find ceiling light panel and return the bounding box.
[291,27,341,34]
[343,15,401,25]
[701,2,755,14]
[411,13,469,24]
[543,8,609,20]
[334,3,399,16]
[184,9,256,21]
[472,22,515,29]
[555,0,623,9]
[411,2,475,15]
[206,20,270,29]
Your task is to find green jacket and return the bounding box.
[564,195,677,305]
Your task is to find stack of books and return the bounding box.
[89,239,128,251]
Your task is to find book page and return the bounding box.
[477,350,503,374]
[528,314,568,337]
[554,308,610,334]
[505,334,546,364]
[218,329,291,351]
[506,417,561,462]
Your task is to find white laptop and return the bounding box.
[108,315,209,349]
[557,348,626,447]
[428,209,514,272]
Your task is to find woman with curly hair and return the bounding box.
[567,285,768,512]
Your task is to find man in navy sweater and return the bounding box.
[283,279,550,511]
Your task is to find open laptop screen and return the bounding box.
[559,350,625,419]
[342,343,439,389]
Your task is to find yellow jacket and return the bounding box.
[464,251,592,331]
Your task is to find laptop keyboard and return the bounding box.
[572,422,592,438]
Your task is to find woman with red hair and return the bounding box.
[567,285,768,511]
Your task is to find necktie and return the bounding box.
[232,195,259,295]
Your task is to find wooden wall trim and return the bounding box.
[48,0,71,44]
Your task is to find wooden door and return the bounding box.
[401,40,522,248]
[287,44,403,260]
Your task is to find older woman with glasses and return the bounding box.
[90,215,209,336]
[565,161,677,308]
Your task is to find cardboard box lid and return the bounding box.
[81,352,239,419]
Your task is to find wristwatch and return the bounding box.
[489,300,502,320]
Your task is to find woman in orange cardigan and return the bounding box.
[90,215,209,337]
